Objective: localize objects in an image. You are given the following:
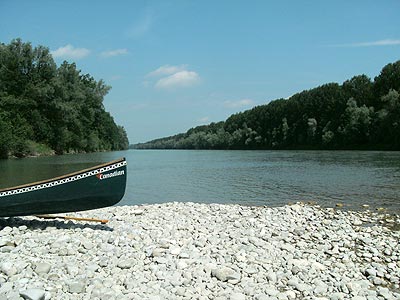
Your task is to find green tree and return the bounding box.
[373,89,400,147]
[0,112,13,158]
[340,98,373,145]
[342,75,373,107]
[0,39,129,158]
[374,61,400,100]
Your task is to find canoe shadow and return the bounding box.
[0,217,113,232]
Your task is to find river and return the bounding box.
[1,150,399,213]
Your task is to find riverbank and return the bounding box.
[0,202,399,300]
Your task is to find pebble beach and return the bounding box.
[0,202,399,300]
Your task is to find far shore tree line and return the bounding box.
[0,39,129,159]
[133,60,400,150]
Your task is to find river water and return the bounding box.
[0,150,399,213]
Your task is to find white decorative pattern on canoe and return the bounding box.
[0,161,127,197]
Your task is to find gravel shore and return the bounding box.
[0,202,399,300]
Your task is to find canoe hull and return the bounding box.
[0,158,127,217]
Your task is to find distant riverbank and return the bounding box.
[0,202,399,299]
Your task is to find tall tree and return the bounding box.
[0,39,129,158]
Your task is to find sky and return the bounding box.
[0,1,399,144]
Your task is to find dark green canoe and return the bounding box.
[0,158,127,217]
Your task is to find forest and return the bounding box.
[133,60,400,150]
[0,39,129,159]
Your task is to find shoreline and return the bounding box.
[0,202,399,300]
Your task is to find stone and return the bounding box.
[330,292,345,300]
[0,246,14,253]
[1,261,17,276]
[179,252,190,259]
[227,271,242,284]
[244,266,258,274]
[387,262,396,269]
[314,283,328,295]
[35,262,51,274]
[285,290,297,299]
[281,243,295,252]
[266,271,277,282]
[170,246,181,255]
[0,203,397,300]
[0,238,9,247]
[312,261,326,271]
[19,289,45,300]
[1,226,12,234]
[152,248,166,257]
[365,268,377,277]
[117,259,132,269]
[211,267,239,282]
[0,282,13,294]
[230,293,246,300]
[254,295,270,300]
[133,209,144,215]
[377,287,391,299]
[265,286,280,296]
[86,263,100,272]
[296,283,311,293]
[176,260,188,269]
[68,281,85,293]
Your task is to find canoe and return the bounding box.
[0,158,127,217]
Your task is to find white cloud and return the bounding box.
[51,44,90,59]
[223,99,254,108]
[155,70,200,89]
[147,64,200,89]
[147,64,187,77]
[328,39,400,48]
[198,117,210,123]
[100,49,128,58]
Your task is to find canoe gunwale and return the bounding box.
[0,157,126,194]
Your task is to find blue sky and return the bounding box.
[1,1,399,144]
